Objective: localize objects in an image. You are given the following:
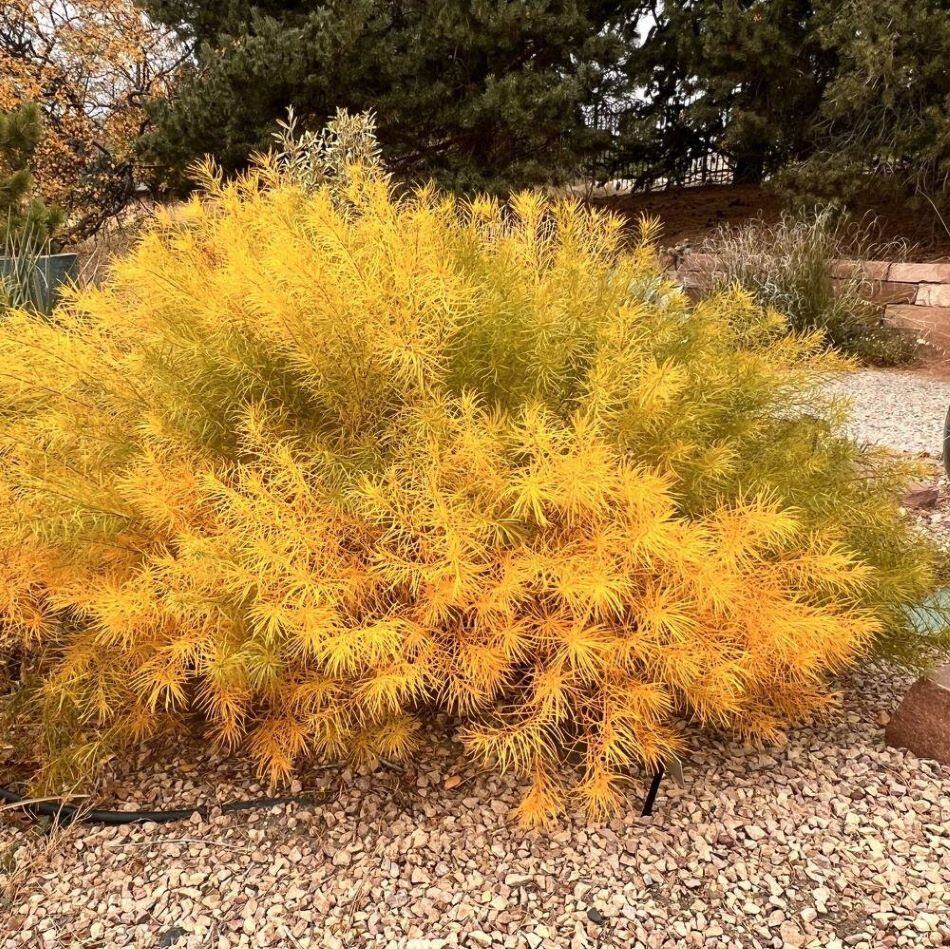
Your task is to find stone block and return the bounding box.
[915,283,950,308]
[885,304,950,349]
[870,280,918,304]
[902,483,940,510]
[830,259,892,281]
[888,262,950,284]
[832,279,915,305]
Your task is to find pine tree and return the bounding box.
[617,0,834,186]
[0,103,61,243]
[616,0,949,209]
[140,0,623,192]
[781,0,950,210]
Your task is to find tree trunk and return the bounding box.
[732,153,766,185]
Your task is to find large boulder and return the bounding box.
[885,663,950,765]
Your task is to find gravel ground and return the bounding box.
[0,668,947,949]
[826,368,950,457]
[1,368,948,949]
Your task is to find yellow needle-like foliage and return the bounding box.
[0,155,941,824]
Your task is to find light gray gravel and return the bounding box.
[826,368,950,458]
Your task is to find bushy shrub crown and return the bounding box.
[0,149,939,823]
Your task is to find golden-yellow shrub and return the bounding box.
[0,157,940,823]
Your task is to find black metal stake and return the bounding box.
[640,762,665,817]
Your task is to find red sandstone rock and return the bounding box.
[916,283,950,308]
[885,664,950,765]
[902,483,940,510]
[677,252,717,273]
[831,278,915,305]
[868,281,918,305]
[888,262,950,284]
[830,259,892,281]
[885,304,950,349]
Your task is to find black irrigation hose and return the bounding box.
[0,786,323,826]
[2,767,667,825]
